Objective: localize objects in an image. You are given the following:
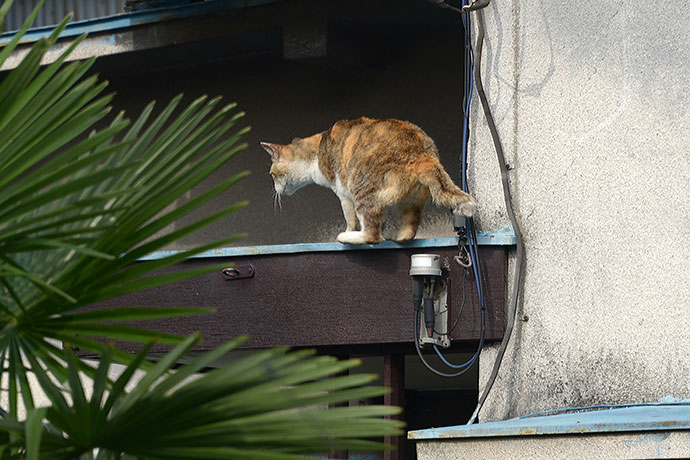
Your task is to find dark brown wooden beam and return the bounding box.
[87,246,506,354]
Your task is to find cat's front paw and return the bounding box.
[337,231,366,244]
[337,231,382,245]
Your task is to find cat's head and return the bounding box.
[260,137,316,196]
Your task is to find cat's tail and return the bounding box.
[418,159,477,217]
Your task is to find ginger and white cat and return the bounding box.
[261,117,477,244]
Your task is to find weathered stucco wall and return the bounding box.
[471,0,690,421]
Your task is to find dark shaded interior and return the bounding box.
[89,0,467,249]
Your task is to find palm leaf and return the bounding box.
[0,2,249,411]
[0,2,402,458]
[21,342,402,460]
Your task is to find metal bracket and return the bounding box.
[222,264,255,280]
[418,279,451,349]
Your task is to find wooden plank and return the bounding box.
[384,354,405,460]
[329,354,349,459]
[90,246,506,353]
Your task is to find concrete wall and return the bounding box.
[471,0,690,420]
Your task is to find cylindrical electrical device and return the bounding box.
[410,254,450,348]
[409,254,442,277]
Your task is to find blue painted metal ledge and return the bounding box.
[408,403,690,440]
[139,226,516,261]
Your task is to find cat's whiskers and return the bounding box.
[272,190,282,211]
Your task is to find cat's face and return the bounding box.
[261,138,317,196]
[261,142,290,195]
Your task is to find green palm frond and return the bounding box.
[0,0,248,410]
[0,2,403,457]
[6,337,401,460]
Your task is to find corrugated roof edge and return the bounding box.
[407,403,690,440]
[0,0,282,46]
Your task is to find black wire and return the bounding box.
[439,2,464,14]
[418,0,487,378]
[468,220,486,316]
[461,6,473,191]
[414,303,483,378]
[462,11,472,128]
[432,0,525,422]
[417,224,487,375]
[520,401,690,419]
[467,3,526,425]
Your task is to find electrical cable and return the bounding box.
[430,0,526,424]
[420,234,486,373]
[465,1,526,425]
[432,214,487,370]
[519,401,690,419]
[429,217,488,370]
[413,0,488,379]
[414,304,484,378]
[414,267,485,376]
[434,344,477,369]
[461,2,474,193]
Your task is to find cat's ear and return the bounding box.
[291,137,302,144]
[260,142,282,159]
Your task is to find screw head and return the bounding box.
[223,267,239,278]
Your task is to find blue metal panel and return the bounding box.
[136,227,516,261]
[1,0,125,32]
[407,404,690,440]
[0,0,281,44]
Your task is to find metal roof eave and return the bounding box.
[0,0,282,46]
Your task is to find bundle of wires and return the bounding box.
[423,0,526,425]
[413,0,486,379]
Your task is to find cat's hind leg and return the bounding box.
[394,187,428,241]
[395,204,423,241]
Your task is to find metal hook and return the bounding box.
[454,246,472,268]
[222,264,255,280]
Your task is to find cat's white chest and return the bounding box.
[305,158,334,189]
[334,176,352,199]
[311,167,330,188]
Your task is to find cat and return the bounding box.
[261,117,477,244]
